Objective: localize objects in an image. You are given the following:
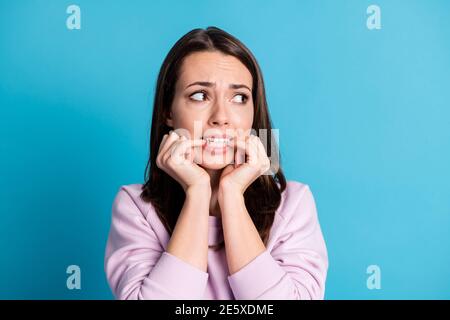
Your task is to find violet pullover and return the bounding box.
[104,181,328,300]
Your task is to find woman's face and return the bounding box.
[166,51,254,170]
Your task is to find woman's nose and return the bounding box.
[209,101,229,127]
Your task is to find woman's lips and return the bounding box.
[202,136,233,154]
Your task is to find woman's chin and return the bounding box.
[198,162,230,170]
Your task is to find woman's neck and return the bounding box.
[205,168,223,217]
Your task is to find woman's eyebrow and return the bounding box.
[185,81,251,92]
[229,83,252,92]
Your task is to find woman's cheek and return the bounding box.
[231,105,254,127]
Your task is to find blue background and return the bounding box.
[1,0,449,299]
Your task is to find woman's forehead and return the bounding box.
[178,51,253,89]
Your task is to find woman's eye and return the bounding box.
[189,92,207,101]
[232,94,248,104]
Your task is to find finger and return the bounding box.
[169,139,206,163]
[234,136,257,166]
[251,136,271,174]
[234,138,247,166]
[236,146,246,167]
[252,135,266,157]
[175,136,189,160]
[187,139,206,162]
[245,135,259,165]
[176,136,191,161]
[179,139,207,148]
[160,130,180,156]
[256,143,271,174]
[157,133,170,155]
[232,130,253,166]
[255,139,267,158]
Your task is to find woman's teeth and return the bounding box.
[204,137,231,147]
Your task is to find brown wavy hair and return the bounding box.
[140,26,287,250]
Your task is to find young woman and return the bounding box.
[105,27,328,300]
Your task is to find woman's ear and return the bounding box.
[166,111,174,127]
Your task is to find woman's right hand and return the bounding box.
[156,130,210,192]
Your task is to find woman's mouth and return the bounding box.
[202,136,233,154]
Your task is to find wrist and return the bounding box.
[218,184,244,204]
[186,184,211,199]
[219,178,245,194]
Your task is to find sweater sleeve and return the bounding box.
[227,184,328,300]
[104,187,209,300]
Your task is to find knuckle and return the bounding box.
[166,156,175,166]
[161,153,170,165]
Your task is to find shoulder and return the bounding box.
[273,180,319,231]
[111,183,153,219]
[278,180,315,216]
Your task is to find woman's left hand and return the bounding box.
[219,132,271,194]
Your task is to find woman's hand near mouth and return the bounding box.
[218,132,271,195]
[156,130,209,193]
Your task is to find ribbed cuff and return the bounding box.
[227,250,286,299]
[148,252,209,299]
